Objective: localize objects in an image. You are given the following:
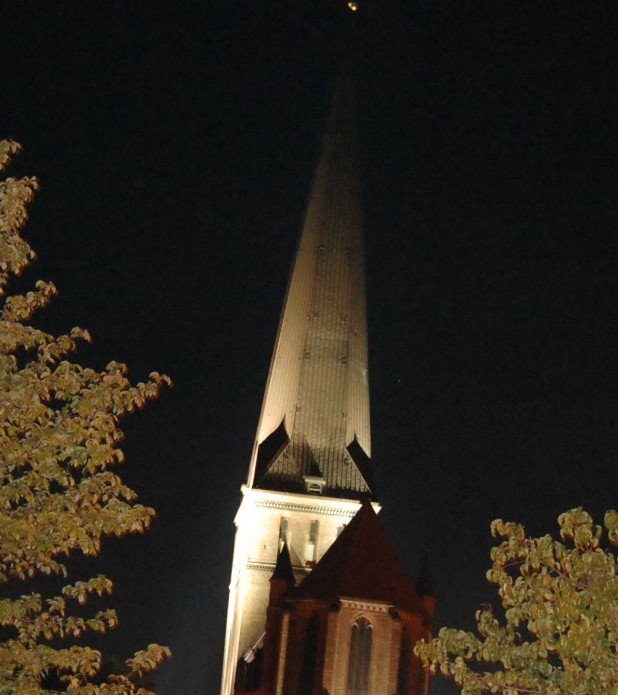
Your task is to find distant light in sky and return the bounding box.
[347,2,359,11]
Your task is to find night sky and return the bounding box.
[3,2,617,693]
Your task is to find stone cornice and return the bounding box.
[239,485,380,518]
[339,598,393,613]
[255,500,359,517]
[246,561,310,574]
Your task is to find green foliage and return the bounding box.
[415,508,618,694]
[0,141,171,692]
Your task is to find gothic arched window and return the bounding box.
[346,616,373,694]
[300,614,319,695]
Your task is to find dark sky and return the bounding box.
[3,2,617,693]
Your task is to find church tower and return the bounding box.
[220,64,377,695]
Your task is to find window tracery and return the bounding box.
[346,616,373,694]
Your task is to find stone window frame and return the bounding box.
[345,614,374,695]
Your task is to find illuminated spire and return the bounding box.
[247,67,373,498]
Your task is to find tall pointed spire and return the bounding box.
[220,57,379,695]
[248,67,372,498]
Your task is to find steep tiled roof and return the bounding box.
[296,501,425,613]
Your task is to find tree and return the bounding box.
[0,140,171,693]
[415,507,618,695]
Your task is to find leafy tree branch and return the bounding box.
[0,141,171,693]
[415,508,617,694]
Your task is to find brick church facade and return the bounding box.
[239,501,434,695]
[220,49,434,695]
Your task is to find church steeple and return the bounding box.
[221,60,379,695]
[248,67,372,498]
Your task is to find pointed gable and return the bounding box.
[296,501,425,613]
[272,542,295,584]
